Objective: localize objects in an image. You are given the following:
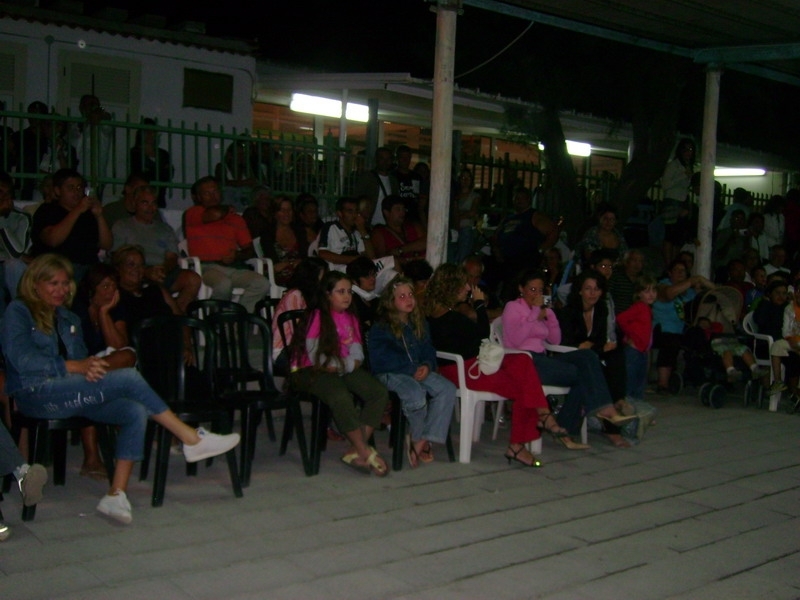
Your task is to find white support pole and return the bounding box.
[426,1,459,268]
[338,89,349,196]
[696,66,722,280]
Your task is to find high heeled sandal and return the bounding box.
[504,445,543,468]
[555,436,590,450]
[538,412,569,438]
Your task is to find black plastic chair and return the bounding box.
[186,298,249,319]
[276,309,332,476]
[205,310,310,486]
[3,412,115,521]
[133,315,243,507]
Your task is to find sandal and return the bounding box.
[419,442,434,464]
[366,448,389,477]
[504,444,542,468]
[597,413,638,426]
[80,465,108,482]
[340,451,370,475]
[405,435,419,469]
[538,412,569,438]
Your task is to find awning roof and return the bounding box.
[467,0,800,87]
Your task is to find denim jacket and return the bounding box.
[368,320,437,378]
[0,300,87,395]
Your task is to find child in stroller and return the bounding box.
[682,286,768,406]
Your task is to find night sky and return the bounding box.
[111,0,800,163]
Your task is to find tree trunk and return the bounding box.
[612,56,691,222]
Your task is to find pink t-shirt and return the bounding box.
[298,309,362,368]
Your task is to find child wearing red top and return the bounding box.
[616,278,656,400]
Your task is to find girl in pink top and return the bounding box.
[289,271,390,476]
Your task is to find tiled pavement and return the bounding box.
[1,388,799,599]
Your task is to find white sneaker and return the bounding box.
[182,428,240,463]
[0,522,10,542]
[19,464,47,507]
[97,491,132,525]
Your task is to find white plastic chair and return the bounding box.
[246,236,288,300]
[490,318,587,447]
[178,239,244,303]
[742,311,783,411]
[436,349,542,464]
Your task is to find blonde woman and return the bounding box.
[0,254,240,524]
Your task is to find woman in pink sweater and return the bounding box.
[501,269,635,448]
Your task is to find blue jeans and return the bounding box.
[531,349,613,435]
[376,371,456,444]
[625,345,648,401]
[13,368,169,462]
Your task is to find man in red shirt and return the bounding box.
[184,176,268,311]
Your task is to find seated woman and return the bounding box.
[294,193,323,249]
[556,271,636,447]
[652,258,715,393]
[71,264,137,480]
[573,202,628,268]
[289,271,390,476]
[368,275,456,467]
[259,195,306,287]
[0,254,240,524]
[425,263,562,468]
[113,245,182,328]
[753,280,800,396]
[501,269,634,448]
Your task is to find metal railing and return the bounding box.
[0,109,772,219]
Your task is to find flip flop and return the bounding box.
[80,465,108,482]
[405,435,419,469]
[418,442,434,464]
[340,451,370,475]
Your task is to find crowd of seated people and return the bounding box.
[6,137,800,540]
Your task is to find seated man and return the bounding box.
[317,196,375,272]
[0,171,32,305]
[103,172,162,230]
[30,167,112,282]
[371,194,426,266]
[764,244,791,278]
[184,176,268,312]
[112,184,200,313]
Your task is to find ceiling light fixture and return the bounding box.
[290,93,369,122]
[713,167,766,177]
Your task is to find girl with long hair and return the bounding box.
[368,275,456,467]
[289,271,390,476]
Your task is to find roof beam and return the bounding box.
[465,0,800,88]
[694,43,800,64]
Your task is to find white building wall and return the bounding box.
[0,17,256,206]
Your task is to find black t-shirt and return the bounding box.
[31,202,100,265]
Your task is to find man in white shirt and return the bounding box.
[354,147,398,226]
[317,197,375,272]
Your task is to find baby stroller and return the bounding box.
[682,286,756,408]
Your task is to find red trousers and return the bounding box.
[440,352,546,444]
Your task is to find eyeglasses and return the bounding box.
[525,287,543,294]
